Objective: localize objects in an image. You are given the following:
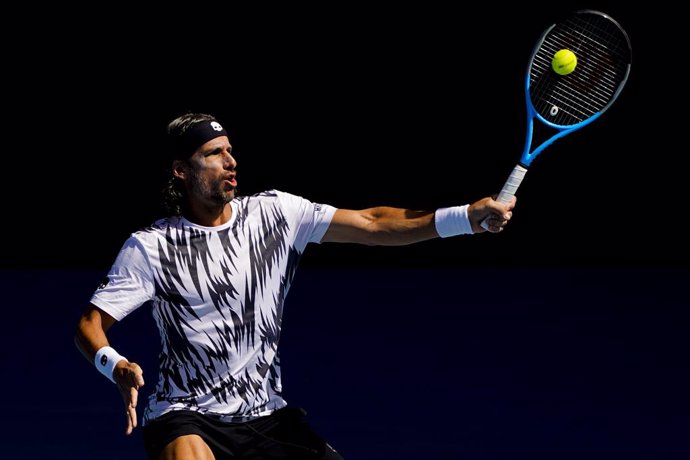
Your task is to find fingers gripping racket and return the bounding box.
[482,10,632,230]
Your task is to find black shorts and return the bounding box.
[142,406,344,460]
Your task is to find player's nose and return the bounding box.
[224,152,237,170]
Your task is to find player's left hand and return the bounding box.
[113,360,145,435]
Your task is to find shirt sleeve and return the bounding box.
[276,190,337,250]
[89,236,155,321]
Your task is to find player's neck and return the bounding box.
[183,202,233,227]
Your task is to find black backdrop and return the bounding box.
[2,2,686,270]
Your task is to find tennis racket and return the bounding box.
[481,9,632,230]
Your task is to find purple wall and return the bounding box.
[2,267,687,459]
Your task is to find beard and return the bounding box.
[188,168,235,207]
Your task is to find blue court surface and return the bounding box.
[2,267,687,460]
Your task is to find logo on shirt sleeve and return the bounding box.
[97,276,110,290]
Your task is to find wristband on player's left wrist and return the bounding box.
[94,346,127,384]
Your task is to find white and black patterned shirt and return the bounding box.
[90,190,336,425]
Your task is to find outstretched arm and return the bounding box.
[321,195,515,245]
[75,305,145,435]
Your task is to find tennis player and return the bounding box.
[74,112,515,459]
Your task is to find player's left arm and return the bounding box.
[75,305,145,435]
[321,197,514,245]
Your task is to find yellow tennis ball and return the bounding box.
[552,49,577,75]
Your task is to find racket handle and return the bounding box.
[495,164,527,204]
[480,164,527,231]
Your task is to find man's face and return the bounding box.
[183,136,237,207]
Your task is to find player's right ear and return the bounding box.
[172,160,187,180]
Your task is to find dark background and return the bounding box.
[1,2,687,459]
[2,1,686,270]
[2,267,687,459]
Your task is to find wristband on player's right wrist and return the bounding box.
[434,205,473,237]
[94,346,127,384]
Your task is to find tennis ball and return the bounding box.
[552,49,577,75]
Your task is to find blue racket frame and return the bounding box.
[520,74,603,168]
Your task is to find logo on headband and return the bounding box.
[211,122,223,131]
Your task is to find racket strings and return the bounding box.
[529,11,631,127]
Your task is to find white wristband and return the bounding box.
[434,205,473,238]
[94,346,127,383]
